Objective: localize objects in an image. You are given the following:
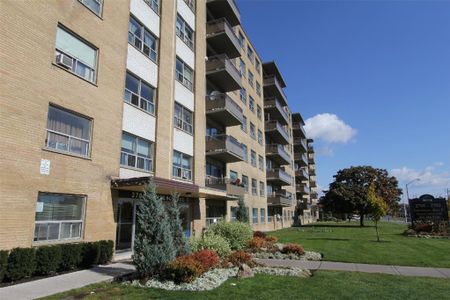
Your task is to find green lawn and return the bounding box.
[270,221,450,267]
[43,271,450,300]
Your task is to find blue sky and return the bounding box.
[238,0,450,201]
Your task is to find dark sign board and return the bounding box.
[409,194,449,225]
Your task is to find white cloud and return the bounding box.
[390,165,450,187]
[304,113,357,144]
[316,146,334,156]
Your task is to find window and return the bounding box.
[255,59,261,73]
[258,155,264,171]
[173,150,192,180]
[231,206,238,222]
[239,58,246,78]
[249,96,255,113]
[121,132,154,171]
[143,0,159,13]
[240,88,247,104]
[34,193,85,242]
[230,170,238,181]
[251,179,257,195]
[128,16,158,62]
[252,208,258,224]
[241,115,247,132]
[247,46,254,63]
[242,144,248,162]
[256,81,261,96]
[250,122,256,140]
[124,72,155,114]
[184,0,195,11]
[55,26,97,83]
[238,32,245,49]
[45,106,92,157]
[257,129,263,145]
[260,208,265,224]
[242,175,249,191]
[176,57,194,91]
[256,105,262,120]
[248,71,254,87]
[78,0,102,16]
[174,103,193,134]
[250,150,256,167]
[206,161,223,178]
[176,14,194,49]
[259,181,265,196]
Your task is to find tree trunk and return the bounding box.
[375,220,380,242]
[359,214,365,227]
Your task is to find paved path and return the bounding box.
[0,262,135,300]
[256,259,450,278]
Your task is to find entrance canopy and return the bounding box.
[111,176,199,197]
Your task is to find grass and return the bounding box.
[42,271,450,300]
[270,221,450,267]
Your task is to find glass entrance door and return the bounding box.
[116,201,134,250]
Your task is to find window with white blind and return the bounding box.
[124,72,155,114]
[34,193,85,242]
[45,106,92,157]
[128,15,158,62]
[173,150,192,180]
[176,14,194,49]
[55,26,97,83]
[176,57,194,91]
[120,132,154,172]
[174,102,193,134]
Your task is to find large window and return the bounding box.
[240,88,247,104]
[256,81,261,96]
[258,155,264,171]
[206,161,223,178]
[238,32,245,49]
[252,208,258,224]
[174,102,193,134]
[242,175,248,191]
[249,122,256,140]
[248,71,254,87]
[258,129,263,145]
[176,14,194,49]
[241,115,247,132]
[255,59,261,73]
[260,208,265,224]
[239,58,246,78]
[249,96,255,112]
[45,106,92,157]
[128,16,158,62]
[251,179,257,195]
[257,105,262,120]
[78,0,102,16]
[259,181,265,196]
[124,72,155,114]
[34,193,85,242]
[184,0,195,11]
[173,150,192,180]
[55,26,97,83]
[250,150,256,167]
[176,57,194,91]
[247,46,254,63]
[144,0,159,14]
[120,132,154,172]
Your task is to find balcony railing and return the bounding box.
[265,120,290,145]
[266,168,292,185]
[205,134,244,162]
[264,97,289,125]
[206,18,241,59]
[295,168,309,180]
[206,93,243,126]
[294,152,308,167]
[293,137,307,151]
[263,75,287,106]
[267,190,292,207]
[206,54,242,92]
[296,184,310,195]
[292,122,307,138]
[206,0,240,26]
[265,144,291,165]
[205,176,246,197]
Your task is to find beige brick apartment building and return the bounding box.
[0,0,314,253]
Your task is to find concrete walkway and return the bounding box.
[256,259,450,279]
[0,262,135,300]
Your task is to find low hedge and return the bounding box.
[0,240,114,283]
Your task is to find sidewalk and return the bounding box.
[0,262,135,300]
[256,259,450,278]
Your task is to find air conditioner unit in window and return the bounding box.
[56,53,73,70]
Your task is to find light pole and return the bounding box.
[404,178,420,223]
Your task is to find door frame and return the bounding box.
[116,198,138,251]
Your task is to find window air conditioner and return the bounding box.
[56,53,73,70]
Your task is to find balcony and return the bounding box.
[293,137,307,152]
[264,97,289,125]
[206,18,241,59]
[309,165,316,176]
[206,93,243,127]
[265,144,291,166]
[263,76,287,107]
[292,122,306,138]
[206,54,242,92]
[265,120,289,145]
[266,168,292,186]
[295,168,309,180]
[310,180,317,188]
[206,0,240,26]
[294,152,308,167]
[308,155,315,164]
[296,184,310,195]
[205,176,245,197]
[267,190,292,207]
[205,134,244,163]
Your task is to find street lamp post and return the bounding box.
[404,178,420,223]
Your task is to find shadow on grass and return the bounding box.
[300,224,374,228]
[303,238,351,241]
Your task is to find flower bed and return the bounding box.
[252,250,322,261]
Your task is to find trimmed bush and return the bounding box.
[248,237,267,250]
[81,242,100,268]
[7,247,36,281]
[98,240,114,265]
[189,233,231,258]
[166,256,205,283]
[191,249,220,270]
[207,221,253,251]
[281,243,305,256]
[35,245,62,275]
[0,250,8,282]
[225,250,252,267]
[60,243,83,271]
[253,231,267,239]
